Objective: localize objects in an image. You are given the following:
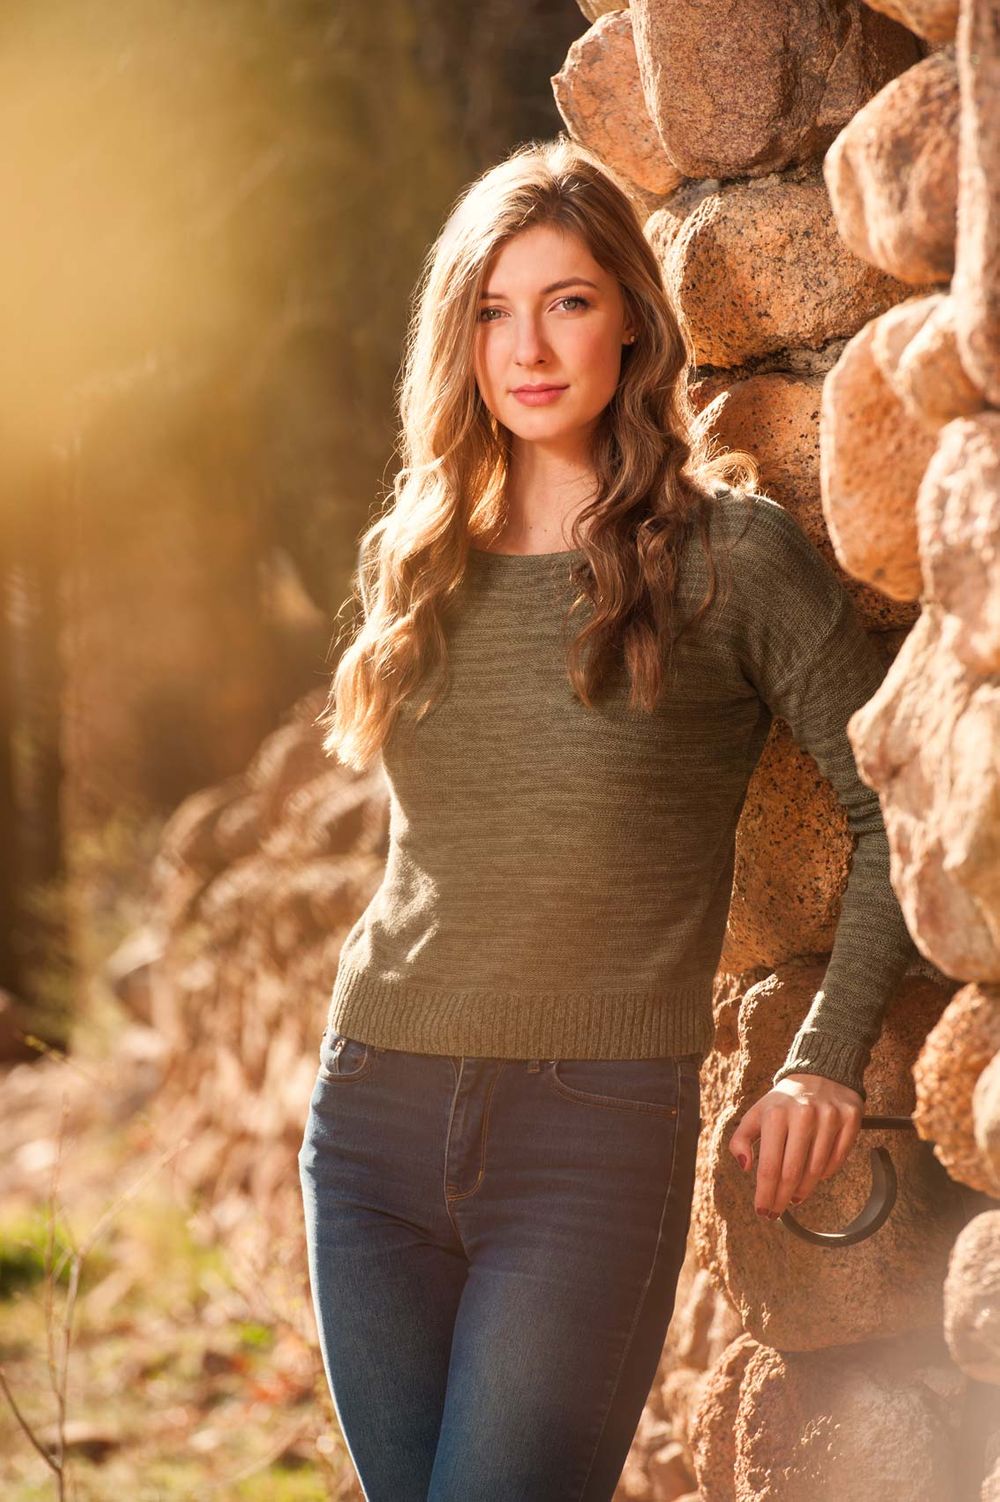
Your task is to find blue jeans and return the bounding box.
[298,1030,703,1502]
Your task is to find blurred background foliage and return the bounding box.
[0,0,586,1042]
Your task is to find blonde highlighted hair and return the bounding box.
[319,133,758,771]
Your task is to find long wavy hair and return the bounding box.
[319,134,759,771]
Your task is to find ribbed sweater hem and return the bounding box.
[326,961,717,1060]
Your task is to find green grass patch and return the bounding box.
[0,1211,112,1300]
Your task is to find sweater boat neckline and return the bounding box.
[466,485,735,564]
[468,544,587,562]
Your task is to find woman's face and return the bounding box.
[472,224,635,450]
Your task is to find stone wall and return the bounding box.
[553,1,1000,1497]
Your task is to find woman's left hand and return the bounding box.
[728,1072,864,1219]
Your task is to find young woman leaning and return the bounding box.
[297,133,917,1502]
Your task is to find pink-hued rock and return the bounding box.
[861,0,959,44]
[666,1265,743,1378]
[645,1437,695,1500]
[575,0,625,22]
[913,983,1000,1196]
[655,164,916,368]
[820,314,937,600]
[694,959,960,1351]
[643,190,692,266]
[849,606,1000,982]
[974,1048,1000,1197]
[823,48,959,285]
[650,1206,742,1476]
[869,292,984,431]
[688,1332,755,1500]
[978,1417,996,1502]
[552,12,684,197]
[689,367,922,631]
[738,1334,963,1500]
[943,1209,1000,1382]
[630,0,920,180]
[723,714,893,974]
[953,0,1000,404]
[692,1329,964,1502]
[915,413,1000,673]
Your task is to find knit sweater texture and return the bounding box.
[326,488,920,1100]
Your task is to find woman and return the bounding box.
[298,135,917,1501]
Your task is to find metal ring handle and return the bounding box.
[777,1114,914,1247]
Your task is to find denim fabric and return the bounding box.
[298,1029,703,1502]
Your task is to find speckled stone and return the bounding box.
[869,291,984,432]
[691,1327,964,1501]
[954,0,1000,404]
[574,0,624,23]
[690,365,923,631]
[823,49,960,285]
[861,0,958,44]
[722,716,867,974]
[688,1331,755,1501]
[984,1422,1000,1502]
[850,607,1000,981]
[973,1047,1000,1197]
[551,11,683,197]
[944,1208,1000,1382]
[629,0,920,180]
[913,983,1000,1195]
[820,313,937,600]
[916,412,1000,673]
[656,163,916,368]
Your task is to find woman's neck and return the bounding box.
[497,471,597,554]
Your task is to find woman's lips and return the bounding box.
[511,385,568,406]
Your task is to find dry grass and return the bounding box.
[0,1032,363,1502]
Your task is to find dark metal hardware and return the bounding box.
[776,1114,917,1247]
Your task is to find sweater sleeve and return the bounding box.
[732,497,920,1102]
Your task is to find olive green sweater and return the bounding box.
[326,489,919,1101]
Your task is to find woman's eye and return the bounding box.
[477,295,591,324]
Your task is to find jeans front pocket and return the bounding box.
[317,1029,375,1082]
[547,1056,682,1118]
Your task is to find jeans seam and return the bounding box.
[574,1053,684,1501]
[444,1063,505,1204]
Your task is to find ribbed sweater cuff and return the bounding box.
[772,1028,871,1102]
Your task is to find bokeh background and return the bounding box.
[1,0,584,1026]
[0,5,589,1498]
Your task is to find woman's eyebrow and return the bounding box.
[478,277,601,300]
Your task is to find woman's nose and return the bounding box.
[513,321,550,363]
